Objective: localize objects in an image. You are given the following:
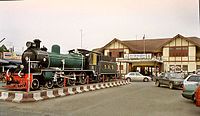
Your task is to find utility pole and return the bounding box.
[199,0,200,25]
[143,34,145,54]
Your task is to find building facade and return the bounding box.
[97,34,200,76]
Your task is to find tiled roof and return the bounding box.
[122,38,170,52]
[186,37,200,47]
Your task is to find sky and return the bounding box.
[0,0,199,53]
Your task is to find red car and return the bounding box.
[195,83,200,107]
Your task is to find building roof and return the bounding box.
[122,38,170,52]
[101,34,200,53]
[186,37,200,47]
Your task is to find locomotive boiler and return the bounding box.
[22,39,84,69]
[4,39,118,90]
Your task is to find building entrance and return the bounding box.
[126,61,162,76]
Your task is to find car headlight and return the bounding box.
[175,81,180,84]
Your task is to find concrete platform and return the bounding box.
[0,80,130,103]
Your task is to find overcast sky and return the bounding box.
[0,0,199,53]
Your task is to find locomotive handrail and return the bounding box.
[18,69,23,77]
[6,69,10,77]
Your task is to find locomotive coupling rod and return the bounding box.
[61,76,75,80]
[68,76,76,80]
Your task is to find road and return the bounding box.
[0,82,199,116]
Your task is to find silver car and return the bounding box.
[125,72,151,82]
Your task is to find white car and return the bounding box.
[183,74,200,86]
[125,72,151,82]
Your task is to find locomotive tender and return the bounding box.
[5,39,118,90]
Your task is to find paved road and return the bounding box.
[0,82,199,116]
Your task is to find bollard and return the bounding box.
[26,79,29,92]
[64,77,66,87]
[86,76,89,84]
[103,75,105,83]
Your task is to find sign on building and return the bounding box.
[3,52,21,60]
[3,52,12,59]
[124,54,152,59]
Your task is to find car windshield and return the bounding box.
[187,75,200,82]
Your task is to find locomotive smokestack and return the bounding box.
[34,39,41,49]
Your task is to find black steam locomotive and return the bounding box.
[5,39,118,90]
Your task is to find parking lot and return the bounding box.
[0,81,199,116]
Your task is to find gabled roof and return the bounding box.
[186,37,200,47]
[122,38,170,52]
[100,34,200,53]
[102,38,122,49]
[157,34,200,49]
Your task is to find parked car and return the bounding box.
[125,72,151,82]
[195,82,200,107]
[155,72,184,89]
[182,74,200,101]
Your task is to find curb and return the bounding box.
[0,80,130,103]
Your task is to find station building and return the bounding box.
[97,34,200,76]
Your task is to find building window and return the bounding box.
[169,46,188,57]
[169,65,181,72]
[197,65,200,70]
[182,65,188,72]
[169,65,174,71]
[176,65,181,72]
[108,52,112,57]
[118,65,123,70]
[119,52,124,58]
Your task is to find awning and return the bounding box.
[0,59,9,64]
[6,59,22,65]
[3,65,18,68]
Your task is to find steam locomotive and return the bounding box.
[5,39,118,90]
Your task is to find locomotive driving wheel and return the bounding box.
[68,72,76,86]
[56,77,64,88]
[31,78,40,90]
[45,79,54,89]
[79,72,87,85]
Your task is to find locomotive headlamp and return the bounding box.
[43,58,46,62]
[25,56,29,61]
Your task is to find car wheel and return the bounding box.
[193,94,196,103]
[169,82,174,89]
[127,78,131,82]
[143,78,149,82]
[155,80,160,87]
